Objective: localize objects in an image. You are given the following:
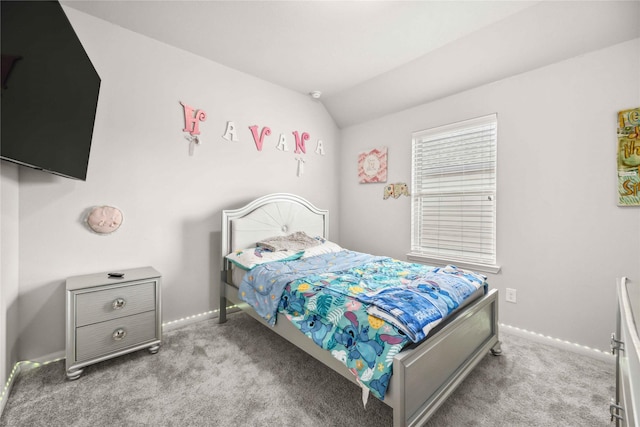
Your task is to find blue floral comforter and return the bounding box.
[238,250,487,400]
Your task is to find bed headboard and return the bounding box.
[221,193,329,270]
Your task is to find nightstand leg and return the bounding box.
[66,369,83,380]
[490,341,503,356]
[148,344,160,354]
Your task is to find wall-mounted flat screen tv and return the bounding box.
[1,0,101,181]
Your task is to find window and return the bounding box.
[409,114,499,273]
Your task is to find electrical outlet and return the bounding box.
[505,288,517,303]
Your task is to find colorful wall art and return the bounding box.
[358,147,388,183]
[383,183,410,199]
[617,107,640,206]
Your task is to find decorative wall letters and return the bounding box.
[293,131,309,154]
[295,157,306,177]
[276,134,289,151]
[249,125,272,151]
[178,100,326,175]
[180,101,207,155]
[222,121,238,142]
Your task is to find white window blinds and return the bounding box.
[411,114,497,268]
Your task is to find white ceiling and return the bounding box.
[62,1,640,128]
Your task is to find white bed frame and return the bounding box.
[219,193,501,427]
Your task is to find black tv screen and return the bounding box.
[1,0,100,181]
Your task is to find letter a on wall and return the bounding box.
[222,121,239,142]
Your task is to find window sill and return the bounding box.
[406,252,502,275]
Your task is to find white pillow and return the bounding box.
[257,231,320,252]
[225,247,303,270]
[301,238,344,258]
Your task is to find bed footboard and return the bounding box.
[222,277,499,427]
[387,288,499,427]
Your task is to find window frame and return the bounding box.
[408,114,500,274]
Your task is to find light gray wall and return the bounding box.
[339,38,640,351]
[1,163,19,390]
[11,7,340,361]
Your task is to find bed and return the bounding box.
[218,193,501,427]
[611,277,639,426]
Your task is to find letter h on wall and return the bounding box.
[180,101,207,155]
[180,101,207,136]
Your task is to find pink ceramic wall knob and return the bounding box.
[87,206,123,234]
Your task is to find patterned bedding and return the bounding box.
[238,250,487,400]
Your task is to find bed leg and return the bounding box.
[219,272,228,324]
[219,296,227,324]
[490,341,502,356]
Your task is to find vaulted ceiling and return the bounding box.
[63,1,640,128]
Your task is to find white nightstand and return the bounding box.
[65,266,162,380]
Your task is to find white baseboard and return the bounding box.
[0,362,21,417]
[500,323,614,363]
[161,306,240,332]
[25,351,66,369]
[162,310,219,332]
[0,350,66,417]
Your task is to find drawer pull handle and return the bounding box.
[112,298,126,310]
[112,328,127,341]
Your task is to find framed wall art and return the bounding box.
[358,147,388,183]
[617,107,640,206]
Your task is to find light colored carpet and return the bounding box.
[1,311,614,426]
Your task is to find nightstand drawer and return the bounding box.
[76,310,157,361]
[76,281,156,326]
